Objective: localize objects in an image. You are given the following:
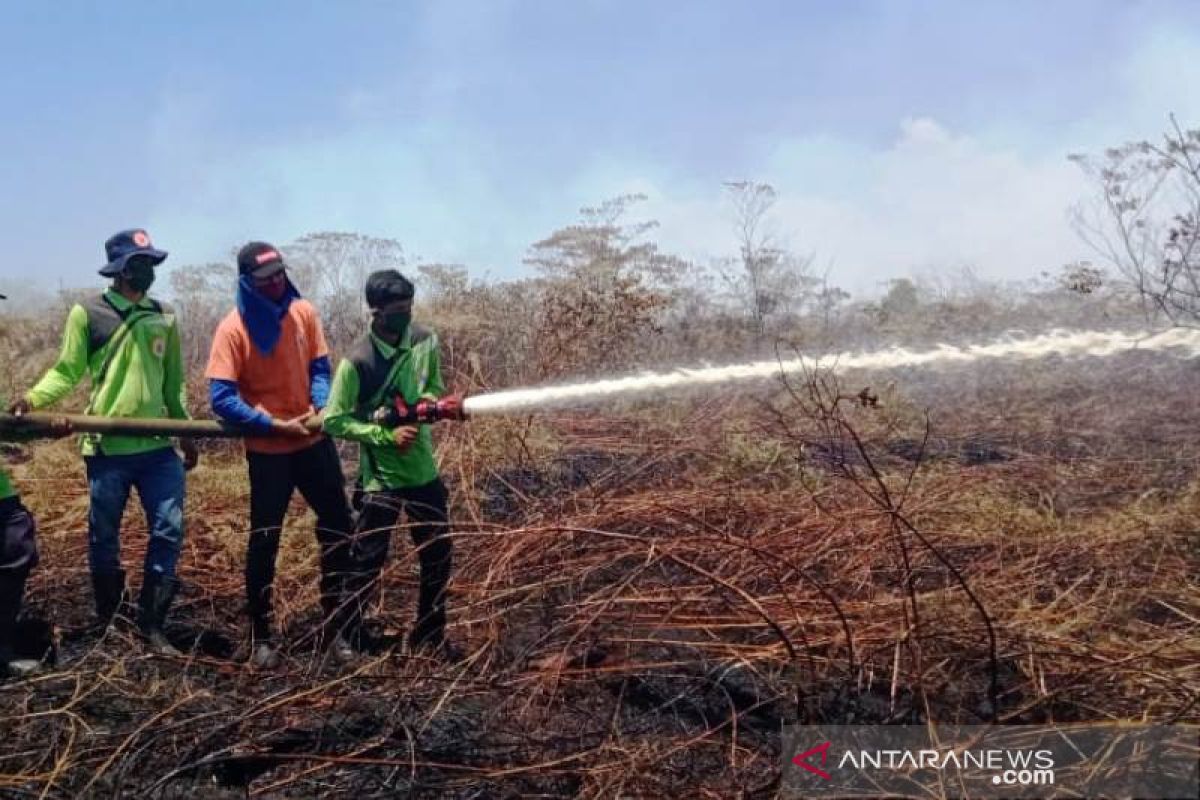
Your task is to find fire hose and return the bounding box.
[0,394,469,439]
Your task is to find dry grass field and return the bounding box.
[1,335,1196,797]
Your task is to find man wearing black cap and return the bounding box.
[206,242,355,668]
[9,229,198,655]
[324,270,463,660]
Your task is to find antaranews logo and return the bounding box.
[782,724,1198,799]
[791,739,1053,786]
[790,741,832,780]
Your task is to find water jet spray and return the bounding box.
[2,327,1197,438]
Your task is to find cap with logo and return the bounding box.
[99,229,168,277]
[237,242,288,278]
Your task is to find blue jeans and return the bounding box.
[84,447,185,578]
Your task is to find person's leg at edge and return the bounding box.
[133,447,186,655]
[400,478,454,656]
[245,451,294,667]
[346,489,401,651]
[292,438,356,659]
[84,455,134,625]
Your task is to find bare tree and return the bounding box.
[282,232,406,353]
[814,276,852,335]
[525,194,688,377]
[720,180,816,343]
[167,262,237,372]
[1070,116,1200,325]
[416,262,471,308]
[413,263,543,389]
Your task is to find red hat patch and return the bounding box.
[132,230,151,247]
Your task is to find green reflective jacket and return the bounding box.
[25,289,189,457]
[323,325,445,491]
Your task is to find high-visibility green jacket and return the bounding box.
[323,325,445,491]
[25,289,189,457]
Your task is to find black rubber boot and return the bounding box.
[137,573,181,656]
[409,596,462,663]
[91,569,126,627]
[0,571,41,678]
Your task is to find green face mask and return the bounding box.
[381,311,411,337]
[123,261,156,293]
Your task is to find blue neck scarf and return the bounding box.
[236,274,301,355]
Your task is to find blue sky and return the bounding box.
[1,0,1198,299]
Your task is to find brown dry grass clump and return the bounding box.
[1,351,1197,798]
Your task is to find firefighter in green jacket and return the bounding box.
[9,229,198,655]
[323,269,462,660]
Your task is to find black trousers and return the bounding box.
[0,496,37,574]
[351,478,452,646]
[0,496,36,663]
[245,437,354,638]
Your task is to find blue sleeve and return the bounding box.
[309,355,332,410]
[209,379,274,433]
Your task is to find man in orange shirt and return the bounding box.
[206,242,355,669]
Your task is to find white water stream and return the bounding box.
[461,328,1200,416]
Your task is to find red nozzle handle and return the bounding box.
[431,393,466,421]
[374,394,467,426]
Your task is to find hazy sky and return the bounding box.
[2,0,1198,298]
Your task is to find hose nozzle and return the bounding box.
[371,393,468,427]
